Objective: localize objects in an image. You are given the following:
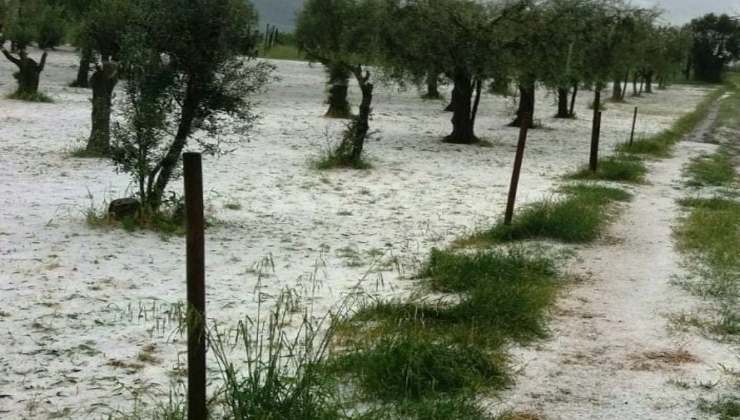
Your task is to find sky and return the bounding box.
[633,0,740,23]
[252,0,740,30]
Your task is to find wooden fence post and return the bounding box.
[184,152,206,420]
[589,110,602,173]
[629,106,638,146]
[505,113,531,225]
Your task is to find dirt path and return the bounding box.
[495,101,739,419]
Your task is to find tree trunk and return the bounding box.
[444,70,477,144]
[325,65,351,118]
[644,71,654,94]
[3,49,47,97]
[621,72,629,99]
[510,82,535,128]
[632,74,639,96]
[611,78,623,102]
[149,84,200,211]
[556,87,570,118]
[86,62,119,155]
[422,72,441,100]
[72,48,92,88]
[347,69,373,162]
[569,83,578,118]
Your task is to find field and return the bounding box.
[0,46,723,418]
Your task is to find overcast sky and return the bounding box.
[633,0,740,24]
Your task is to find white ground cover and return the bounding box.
[492,101,740,419]
[0,47,712,418]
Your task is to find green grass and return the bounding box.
[333,334,508,401]
[567,156,647,183]
[674,197,740,341]
[676,198,740,272]
[338,247,560,347]
[686,151,736,187]
[698,395,740,420]
[258,45,306,61]
[313,149,372,170]
[616,87,725,157]
[85,200,187,236]
[330,245,561,416]
[462,185,630,245]
[7,90,53,102]
[423,247,556,293]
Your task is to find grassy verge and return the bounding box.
[331,246,559,416]
[258,45,306,61]
[456,184,631,246]
[686,151,736,187]
[674,197,740,340]
[616,87,724,157]
[566,155,647,183]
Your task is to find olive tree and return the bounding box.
[79,0,132,155]
[296,0,382,166]
[110,0,273,213]
[384,0,520,144]
[0,0,53,99]
[689,14,740,83]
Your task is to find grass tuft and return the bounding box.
[334,334,508,401]
[566,156,647,183]
[7,90,54,102]
[686,151,736,187]
[698,395,740,419]
[313,146,372,170]
[478,185,630,244]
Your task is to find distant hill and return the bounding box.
[253,0,305,32]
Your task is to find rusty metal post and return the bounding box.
[505,113,531,225]
[184,152,206,420]
[629,106,638,146]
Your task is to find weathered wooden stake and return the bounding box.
[629,106,638,146]
[184,152,206,420]
[505,113,531,225]
[589,110,602,173]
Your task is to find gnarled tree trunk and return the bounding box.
[422,72,441,100]
[569,82,578,118]
[345,68,374,162]
[2,48,47,96]
[325,65,351,119]
[644,71,654,94]
[444,69,478,144]
[556,87,570,118]
[72,47,93,88]
[510,82,535,128]
[86,61,119,155]
[611,78,623,102]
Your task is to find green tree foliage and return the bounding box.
[689,13,740,83]
[383,0,520,144]
[111,0,273,212]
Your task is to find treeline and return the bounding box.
[0,0,738,219]
[293,0,740,165]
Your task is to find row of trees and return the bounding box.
[0,0,737,217]
[295,0,739,165]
